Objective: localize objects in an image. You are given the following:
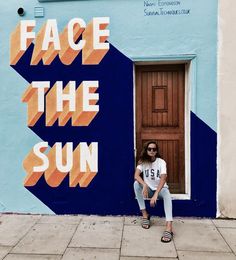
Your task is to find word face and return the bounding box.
[23,142,98,187]
[10,17,110,66]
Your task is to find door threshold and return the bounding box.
[171,194,191,200]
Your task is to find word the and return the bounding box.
[22,80,99,126]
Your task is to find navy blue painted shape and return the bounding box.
[147,112,217,218]
[12,45,217,216]
[12,43,137,215]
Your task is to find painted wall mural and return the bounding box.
[11,18,110,188]
[0,0,217,216]
[10,17,135,214]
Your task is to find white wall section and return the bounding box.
[218,0,236,218]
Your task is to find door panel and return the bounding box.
[136,64,185,193]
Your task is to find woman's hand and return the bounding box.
[142,184,149,198]
[150,192,158,207]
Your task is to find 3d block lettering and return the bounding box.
[10,17,110,66]
[23,142,98,187]
[11,17,109,188]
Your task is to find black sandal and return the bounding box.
[141,215,151,229]
[161,231,173,243]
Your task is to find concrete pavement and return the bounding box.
[0,214,235,260]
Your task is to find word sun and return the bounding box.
[17,17,110,188]
[23,142,98,188]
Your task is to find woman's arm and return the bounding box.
[134,168,149,198]
[156,174,167,193]
[150,174,167,207]
[134,168,146,186]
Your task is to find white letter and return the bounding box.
[32,81,50,112]
[42,19,60,50]
[68,18,86,50]
[80,142,98,172]
[20,20,36,50]
[93,17,110,50]
[56,81,76,112]
[33,142,49,172]
[83,81,99,112]
[55,142,73,172]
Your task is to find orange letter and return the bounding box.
[44,143,69,187]
[82,17,109,64]
[31,20,60,65]
[72,81,99,126]
[70,142,98,187]
[23,142,48,186]
[10,20,35,65]
[22,81,50,126]
[59,18,86,65]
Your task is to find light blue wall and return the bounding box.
[0,0,217,213]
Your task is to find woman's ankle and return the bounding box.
[141,210,148,218]
[166,221,173,231]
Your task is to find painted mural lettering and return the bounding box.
[23,142,98,187]
[22,80,99,126]
[10,17,110,65]
[144,1,155,7]
[10,17,110,188]
[158,0,181,6]
[143,0,190,16]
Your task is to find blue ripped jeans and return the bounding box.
[133,180,173,221]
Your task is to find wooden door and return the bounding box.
[136,64,185,193]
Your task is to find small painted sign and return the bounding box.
[144,0,190,16]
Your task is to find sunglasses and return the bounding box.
[147,147,157,152]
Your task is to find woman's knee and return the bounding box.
[161,188,172,201]
[133,180,142,191]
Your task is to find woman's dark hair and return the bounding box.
[138,140,161,163]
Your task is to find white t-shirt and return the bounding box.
[137,158,168,190]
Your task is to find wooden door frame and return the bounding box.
[132,55,197,200]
